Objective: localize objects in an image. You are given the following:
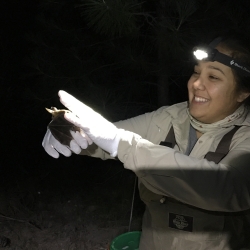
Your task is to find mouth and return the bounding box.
[193,96,209,103]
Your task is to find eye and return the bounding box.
[193,70,200,75]
[209,75,219,80]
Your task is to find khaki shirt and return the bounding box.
[83,102,250,249]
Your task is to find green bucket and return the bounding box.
[110,231,141,250]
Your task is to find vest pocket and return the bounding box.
[147,199,229,248]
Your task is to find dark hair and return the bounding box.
[216,30,250,105]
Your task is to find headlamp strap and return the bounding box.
[208,37,222,48]
[196,37,250,76]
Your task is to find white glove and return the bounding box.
[58,90,121,157]
[42,129,92,158]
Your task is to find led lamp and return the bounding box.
[193,38,250,76]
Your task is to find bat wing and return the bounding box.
[48,115,80,147]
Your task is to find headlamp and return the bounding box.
[193,38,250,77]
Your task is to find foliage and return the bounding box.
[78,0,143,37]
[22,0,157,122]
[22,0,250,119]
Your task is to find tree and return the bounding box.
[23,0,250,119]
[155,0,197,105]
[24,0,159,122]
[77,0,250,106]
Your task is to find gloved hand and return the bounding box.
[58,90,121,157]
[42,128,92,158]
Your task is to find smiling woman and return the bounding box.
[42,30,250,250]
[188,59,249,124]
[188,33,250,132]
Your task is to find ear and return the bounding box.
[237,91,250,103]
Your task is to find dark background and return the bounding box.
[2,0,250,191]
[1,2,250,248]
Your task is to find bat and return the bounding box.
[45,107,81,147]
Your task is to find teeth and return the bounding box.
[195,96,208,102]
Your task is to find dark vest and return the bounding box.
[160,126,240,164]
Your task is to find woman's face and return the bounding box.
[187,48,249,124]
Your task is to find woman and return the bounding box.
[43,31,250,249]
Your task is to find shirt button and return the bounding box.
[160,197,166,204]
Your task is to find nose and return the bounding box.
[193,76,205,90]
